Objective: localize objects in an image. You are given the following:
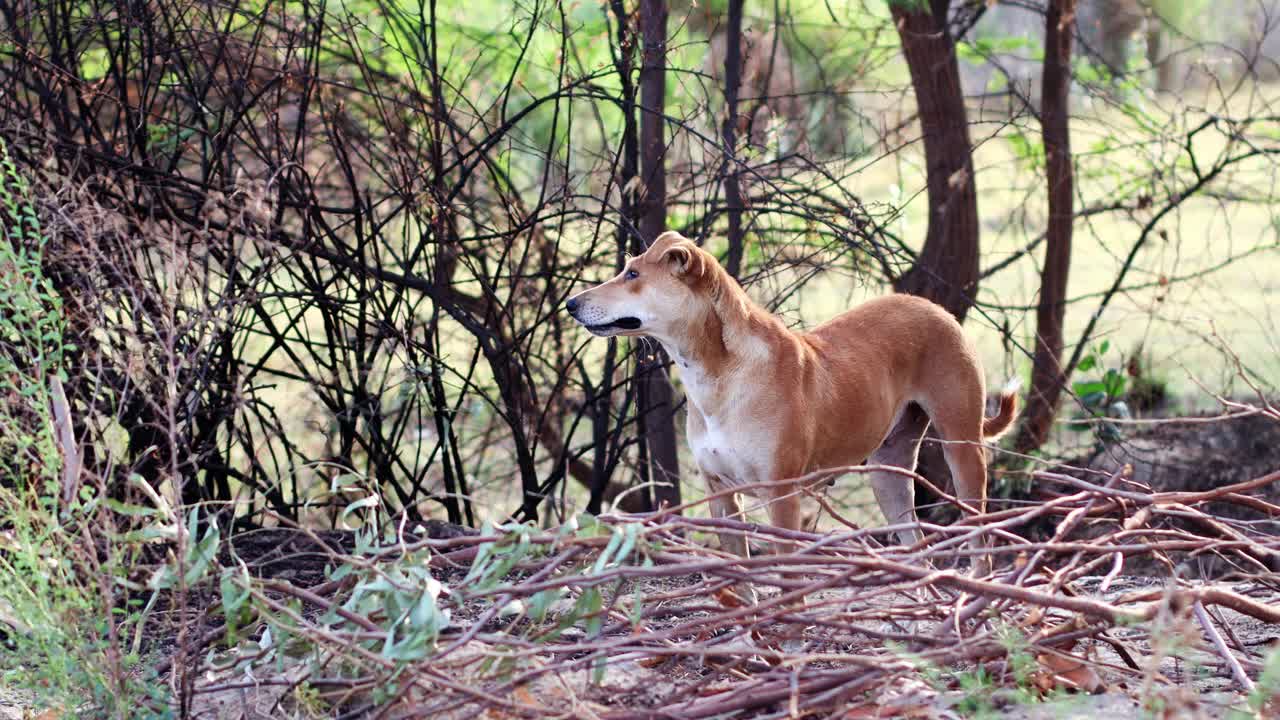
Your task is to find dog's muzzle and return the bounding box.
[566,298,641,336]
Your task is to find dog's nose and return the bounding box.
[565,297,579,314]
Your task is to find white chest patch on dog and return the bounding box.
[667,340,778,495]
[689,414,775,496]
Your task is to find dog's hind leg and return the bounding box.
[942,440,992,575]
[868,403,931,549]
[923,395,994,576]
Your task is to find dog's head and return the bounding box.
[566,231,719,340]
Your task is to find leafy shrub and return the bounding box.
[0,142,168,718]
[0,139,66,490]
[1068,340,1129,446]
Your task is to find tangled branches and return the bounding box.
[177,460,1280,717]
[0,0,902,528]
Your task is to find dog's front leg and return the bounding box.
[706,475,757,605]
[706,476,749,558]
[765,483,803,556]
[766,483,815,612]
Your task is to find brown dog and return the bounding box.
[567,231,1017,570]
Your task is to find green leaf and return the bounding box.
[219,564,251,643]
[462,533,497,586]
[1080,391,1108,409]
[183,522,220,585]
[219,568,249,615]
[1103,368,1127,398]
[528,588,562,623]
[330,472,361,493]
[592,526,625,574]
[340,493,381,527]
[408,586,445,646]
[579,586,603,639]
[615,523,639,566]
[1073,380,1107,398]
[571,512,603,538]
[592,653,608,685]
[185,507,200,546]
[628,583,644,628]
[148,565,176,591]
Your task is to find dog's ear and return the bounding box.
[659,242,695,275]
[652,232,711,280]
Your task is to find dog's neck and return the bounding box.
[650,265,782,414]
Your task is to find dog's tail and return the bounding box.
[982,378,1022,439]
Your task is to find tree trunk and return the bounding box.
[890,0,981,322]
[721,0,746,279]
[638,0,682,510]
[890,0,981,520]
[1015,0,1076,454]
[1146,18,1176,93]
[591,0,642,516]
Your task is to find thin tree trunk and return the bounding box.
[890,0,981,520]
[638,0,682,510]
[1146,19,1176,93]
[1015,0,1076,453]
[721,0,746,279]
[890,0,981,322]
[587,0,648,516]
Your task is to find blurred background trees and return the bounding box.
[3,0,1279,531]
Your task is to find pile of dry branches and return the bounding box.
[185,459,1280,718]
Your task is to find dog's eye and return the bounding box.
[625,269,639,280]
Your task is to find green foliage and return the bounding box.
[346,557,448,662]
[1151,0,1215,39]
[993,622,1054,706]
[884,0,930,12]
[947,624,1057,717]
[1073,340,1127,407]
[952,666,998,717]
[0,479,174,717]
[0,140,66,491]
[0,142,169,718]
[1236,645,1280,716]
[957,35,1040,68]
[886,623,1077,717]
[204,512,658,709]
[1068,340,1129,445]
[1006,128,1047,172]
[0,484,174,718]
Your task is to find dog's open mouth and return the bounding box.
[586,317,642,335]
